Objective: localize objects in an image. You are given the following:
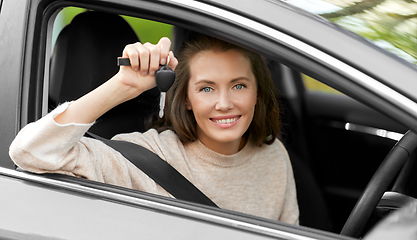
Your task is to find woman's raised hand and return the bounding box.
[116,37,178,101]
[54,37,177,125]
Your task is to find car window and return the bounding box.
[45,5,328,232]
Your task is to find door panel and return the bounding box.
[0,171,286,240]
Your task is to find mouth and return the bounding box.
[210,116,241,126]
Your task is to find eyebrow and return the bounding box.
[194,77,251,85]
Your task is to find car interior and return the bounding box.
[46,7,417,237]
[49,11,161,138]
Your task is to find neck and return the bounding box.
[199,137,247,155]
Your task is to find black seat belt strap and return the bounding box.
[86,132,218,207]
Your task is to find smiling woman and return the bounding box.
[185,49,258,155]
[9,27,299,224]
[157,33,281,150]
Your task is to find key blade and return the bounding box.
[159,92,166,118]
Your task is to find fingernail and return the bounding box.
[150,71,155,76]
[142,72,148,77]
[160,58,166,65]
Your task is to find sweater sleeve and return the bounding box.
[8,103,141,188]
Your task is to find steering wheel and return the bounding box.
[340,130,417,238]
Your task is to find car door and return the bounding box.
[2,0,417,239]
[2,168,311,240]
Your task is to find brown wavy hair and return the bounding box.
[153,33,281,147]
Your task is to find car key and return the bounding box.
[155,58,175,118]
[117,56,175,118]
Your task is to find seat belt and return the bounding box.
[86,132,218,207]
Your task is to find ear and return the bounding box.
[186,98,192,110]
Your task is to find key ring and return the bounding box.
[166,55,170,67]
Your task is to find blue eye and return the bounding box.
[201,87,212,92]
[235,84,245,90]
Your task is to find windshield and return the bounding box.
[286,0,417,65]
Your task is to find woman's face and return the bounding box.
[186,50,257,155]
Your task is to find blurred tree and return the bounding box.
[321,0,417,64]
[321,0,386,18]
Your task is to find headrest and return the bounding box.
[49,11,141,105]
[49,11,160,137]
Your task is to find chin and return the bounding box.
[211,132,244,144]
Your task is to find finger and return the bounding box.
[158,37,172,65]
[122,43,141,71]
[168,51,178,70]
[145,43,161,76]
[138,44,150,76]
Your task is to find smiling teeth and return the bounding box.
[215,118,238,124]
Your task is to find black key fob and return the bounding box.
[155,65,175,92]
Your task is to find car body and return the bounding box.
[0,0,417,239]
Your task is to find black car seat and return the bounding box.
[49,11,160,138]
[269,61,333,231]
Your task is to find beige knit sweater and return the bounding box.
[9,103,299,224]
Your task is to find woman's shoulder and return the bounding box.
[252,138,291,166]
[112,128,179,143]
[111,129,185,162]
[256,138,288,156]
[111,129,182,153]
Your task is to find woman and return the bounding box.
[9,33,299,224]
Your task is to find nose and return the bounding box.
[215,91,233,111]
